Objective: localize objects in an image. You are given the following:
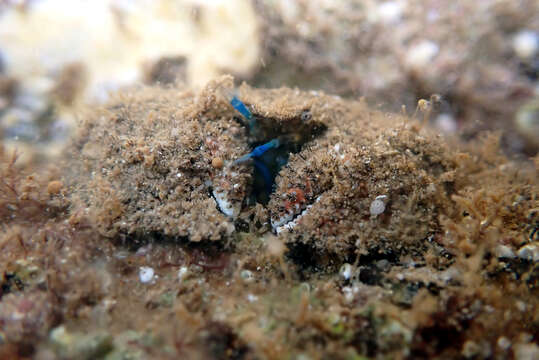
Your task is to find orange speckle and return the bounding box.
[47,180,63,195]
[212,157,224,169]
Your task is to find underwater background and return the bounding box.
[0,1,538,359]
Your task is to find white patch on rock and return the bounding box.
[435,113,457,134]
[275,205,312,234]
[213,190,239,218]
[177,266,188,281]
[516,243,539,262]
[273,195,322,234]
[339,263,353,280]
[271,211,295,232]
[513,30,538,60]
[495,245,516,259]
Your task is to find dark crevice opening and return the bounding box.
[236,110,327,206]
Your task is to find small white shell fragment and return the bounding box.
[440,267,460,284]
[370,195,387,216]
[177,266,188,281]
[339,263,353,280]
[139,266,155,283]
[516,243,539,262]
[240,269,254,283]
[376,1,404,24]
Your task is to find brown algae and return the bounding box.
[0,77,537,359]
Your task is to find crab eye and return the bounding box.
[301,110,312,122]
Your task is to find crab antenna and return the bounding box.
[233,138,281,165]
[221,88,253,123]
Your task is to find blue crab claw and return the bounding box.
[233,138,281,165]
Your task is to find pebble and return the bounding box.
[497,336,511,350]
[339,263,353,280]
[461,340,480,358]
[47,180,64,195]
[370,195,387,216]
[516,101,539,146]
[376,259,390,271]
[240,269,254,283]
[139,266,155,283]
[211,157,224,169]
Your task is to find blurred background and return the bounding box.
[0,0,537,163]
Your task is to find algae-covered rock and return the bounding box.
[50,326,114,360]
[1,74,537,359]
[0,291,57,348]
[69,76,251,241]
[69,76,329,242]
[70,75,460,257]
[267,98,457,262]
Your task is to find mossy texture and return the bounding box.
[0,78,537,359]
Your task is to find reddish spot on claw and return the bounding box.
[284,187,306,212]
